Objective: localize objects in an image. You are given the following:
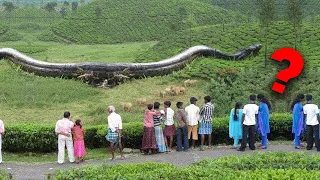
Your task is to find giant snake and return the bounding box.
[0,44,262,86]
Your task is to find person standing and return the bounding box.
[162,101,175,152]
[199,96,214,151]
[106,106,124,160]
[55,112,75,164]
[229,102,243,149]
[72,120,86,163]
[175,102,189,152]
[153,102,166,153]
[185,97,200,150]
[141,104,158,154]
[257,94,271,149]
[303,94,320,151]
[291,94,305,149]
[0,119,4,163]
[238,95,259,152]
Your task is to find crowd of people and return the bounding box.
[0,93,319,164]
[229,93,320,151]
[140,96,214,153]
[53,93,320,163]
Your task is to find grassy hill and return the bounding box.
[0,7,62,30]
[137,21,320,75]
[1,0,92,6]
[198,0,320,21]
[0,60,207,125]
[45,0,246,44]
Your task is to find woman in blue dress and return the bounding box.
[257,94,271,149]
[291,94,305,149]
[229,102,243,148]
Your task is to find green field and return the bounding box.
[0,40,157,63]
[0,59,207,125]
[0,0,320,126]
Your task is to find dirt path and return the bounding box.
[1,144,319,180]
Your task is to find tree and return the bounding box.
[72,2,78,11]
[256,0,276,67]
[2,1,16,12]
[80,0,85,5]
[286,0,304,50]
[60,7,67,18]
[63,1,70,6]
[44,2,58,12]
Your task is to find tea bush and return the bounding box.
[49,152,320,179]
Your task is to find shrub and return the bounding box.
[0,30,23,42]
[2,113,294,152]
[48,152,320,179]
[3,124,57,152]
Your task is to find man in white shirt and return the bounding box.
[55,112,75,164]
[185,97,200,149]
[106,106,124,160]
[303,94,320,151]
[162,101,175,152]
[0,119,4,163]
[238,95,259,151]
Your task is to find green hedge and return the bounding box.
[3,113,293,152]
[48,152,320,179]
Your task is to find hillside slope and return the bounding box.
[46,0,246,44]
[137,21,320,75]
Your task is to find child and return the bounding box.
[257,94,271,149]
[162,101,175,152]
[0,119,4,163]
[141,104,158,154]
[72,120,86,163]
[229,102,243,149]
[238,94,259,152]
[175,102,189,152]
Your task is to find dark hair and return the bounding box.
[154,102,160,109]
[75,119,82,129]
[290,94,305,110]
[306,94,312,101]
[147,104,153,110]
[64,112,70,118]
[204,96,211,102]
[190,97,197,104]
[257,94,272,110]
[164,101,171,107]
[176,102,183,108]
[233,102,242,120]
[249,94,256,101]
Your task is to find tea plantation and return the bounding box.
[45,0,246,44]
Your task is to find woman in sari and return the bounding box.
[291,94,305,149]
[257,94,271,149]
[229,102,243,148]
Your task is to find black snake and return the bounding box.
[0,44,262,85]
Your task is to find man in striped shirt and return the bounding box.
[199,96,214,151]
